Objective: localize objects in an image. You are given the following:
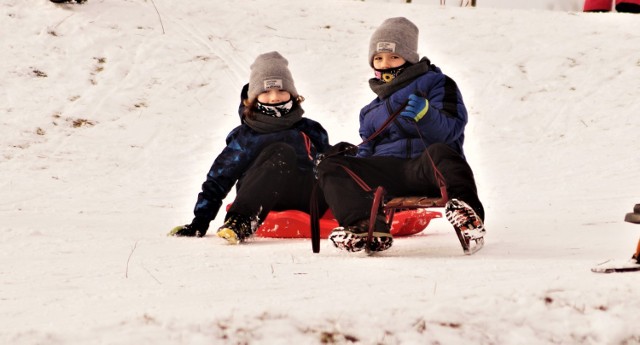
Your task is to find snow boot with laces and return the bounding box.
[445,199,485,254]
[328,215,393,253]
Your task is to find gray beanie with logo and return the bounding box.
[368,17,420,67]
[248,51,298,101]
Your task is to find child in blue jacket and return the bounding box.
[317,17,485,253]
[170,52,330,244]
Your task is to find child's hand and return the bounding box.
[400,94,429,122]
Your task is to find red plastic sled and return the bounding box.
[254,208,441,239]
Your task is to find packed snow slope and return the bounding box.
[1,0,639,344]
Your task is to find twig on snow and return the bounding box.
[125,241,138,278]
[143,265,162,284]
[149,0,165,34]
[53,13,75,30]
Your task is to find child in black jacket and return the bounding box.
[170,52,330,244]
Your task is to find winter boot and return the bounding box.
[216,213,256,244]
[616,0,640,13]
[328,215,393,253]
[445,199,485,254]
[625,204,640,224]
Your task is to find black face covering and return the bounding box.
[243,99,304,134]
[369,58,432,99]
[255,99,293,118]
[373,62,411,83]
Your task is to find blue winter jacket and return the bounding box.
[191,85,330,229]
[357,60,468,159]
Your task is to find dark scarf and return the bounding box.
[369,57,431,99]
[255,99,293,118]
[243,104,304,133]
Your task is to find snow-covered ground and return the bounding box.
[2,0,639,344]
[371,0,585,12]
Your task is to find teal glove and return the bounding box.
[400,94,429,122]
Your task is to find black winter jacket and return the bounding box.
[191,84,330,230]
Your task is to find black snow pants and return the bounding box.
[317,143,484,227]
[227,142,327,223]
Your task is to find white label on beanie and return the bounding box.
[376,42,396,53]
[263,79,283,90]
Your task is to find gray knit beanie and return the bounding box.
[248,51,298,102]
[368,17,420,67]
